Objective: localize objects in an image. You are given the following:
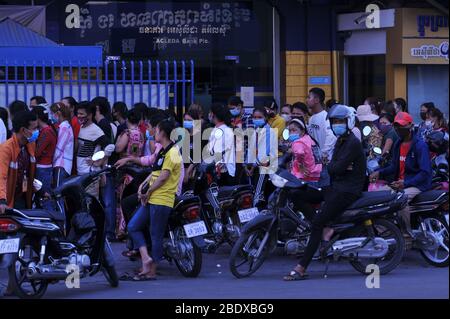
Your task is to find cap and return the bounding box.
[394,112,413,126]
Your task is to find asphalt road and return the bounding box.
[1,243,448,299]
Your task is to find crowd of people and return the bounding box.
[0,88,448,283]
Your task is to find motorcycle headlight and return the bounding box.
[270,174,288,188]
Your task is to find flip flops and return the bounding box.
[283,270,309,281]
[119,272,157,281]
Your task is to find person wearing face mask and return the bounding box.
[356,104,383,159]
[228,96,252,130]
[246,107,278,177]
[379,113,398,162]
[284,104,366,281]
[0,111,39,296]
[287,118,322,185]
[30,106,58,210]
[370,112,432,245]
[207,103,236,186]
[280,104,292,123]
[265,98,285,140]
[417,102,435,140]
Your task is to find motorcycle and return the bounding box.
[229,165,407,279]
[117,165,206,277]
[192,161,256,250]
[0,151,118,299]
[406,190,449,267]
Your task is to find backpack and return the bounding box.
[126,128,145,157]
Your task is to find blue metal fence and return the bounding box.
[0,59,194,111]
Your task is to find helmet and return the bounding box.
[327,104,355,130]
[425,130,449,154]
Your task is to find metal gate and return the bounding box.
[0,59,194,111]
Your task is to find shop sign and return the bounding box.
[411,41,449,61]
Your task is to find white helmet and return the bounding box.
[327,104,355,130]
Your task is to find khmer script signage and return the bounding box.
[60,2,257,55]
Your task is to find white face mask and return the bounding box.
[281,114,291,122]
[425,120,432,126]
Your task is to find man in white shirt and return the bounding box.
[306,88,337,163]
[206,103,236,184]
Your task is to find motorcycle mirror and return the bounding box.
[92,151,106,162]
[373,147,382,155]
[33,179,43,192]
[362,126,372,137]
[214,128,224,139]
[282,128,290,141]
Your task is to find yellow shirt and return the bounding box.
[148,146,182,208]
[268,114,286,140]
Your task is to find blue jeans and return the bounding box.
[319,164,331,188]
[101,172,117,240]
[36,167,53,211]
[53,167,69,216]
[127,204,171,262]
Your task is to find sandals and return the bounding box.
[119,272,157,281]
[122,250,139,258]
[132,274,157,281]
[283,270,309,281]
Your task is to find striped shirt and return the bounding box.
[53,121,74,175]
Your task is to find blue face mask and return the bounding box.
[253,119,266,128]
[332,124,347,136]
[230,108,241,117]
[49,113,58,124]
[183,120,193,130]
[288,133,300,142]
[27,129,40,143]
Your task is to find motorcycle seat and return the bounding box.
[174,194,200,208]
[346,191,397,210]
[217,185,253,199]
[410,190,447,206]
[13,209,65,222]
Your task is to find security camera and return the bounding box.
[354,12,371,25]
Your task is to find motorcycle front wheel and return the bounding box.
[229,228,271,279]
[8,236,48,299]
[350,219,405,275]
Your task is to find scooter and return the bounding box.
[0,151,118,299]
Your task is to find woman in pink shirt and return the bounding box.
[288,118,322,185]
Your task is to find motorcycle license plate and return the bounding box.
[0,238,20,254]
[183,221,208,238]
[238,208,259,223]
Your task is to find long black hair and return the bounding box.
[31,105,57,135]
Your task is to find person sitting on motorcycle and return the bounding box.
[0,110,39,296]
[370,112,432,242]
[127,118,182,280]
[357,104,383,159]
[287,118,322,186]
[284,104,366,281]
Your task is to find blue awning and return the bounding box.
[0,18,103,66]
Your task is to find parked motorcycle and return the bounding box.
[406,190,449,267]
[117,164,206,277]
[229,166,407,279]
[0,151,118,299]
[192,161,256,250]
